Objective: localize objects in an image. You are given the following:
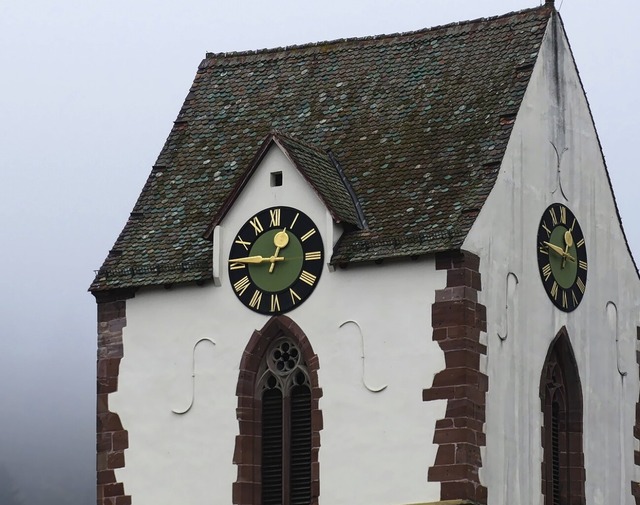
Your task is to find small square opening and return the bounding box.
[270,171,283,187]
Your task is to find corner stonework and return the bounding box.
[423,250,488,504]
[96,291,134,505]
[632,326,640,504]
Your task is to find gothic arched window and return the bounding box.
[540,328,585,505]
[233,316,322,505]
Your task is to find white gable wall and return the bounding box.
[463,16,640,505]
[111,144,448,504]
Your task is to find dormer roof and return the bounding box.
[91,5,554,291]
[204,131,365,238]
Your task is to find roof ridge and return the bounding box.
[272,131,326,156]
[203,5,552,62]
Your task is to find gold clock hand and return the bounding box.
[229,255,285,264]
[562,230,574,268]
[543,241,576,263]
[269,229,290,273]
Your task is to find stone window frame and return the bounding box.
[539,326,585,505]
[233,315,322,505]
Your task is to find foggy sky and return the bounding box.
[1,1,638,503]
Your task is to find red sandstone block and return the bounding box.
[112,430,129,451]
[97,377,118,395]
[97,470,115,485]
[433,427,477,444]
[97,394,110,414]
[115,496,131,505]
[98,358,120,379]
[433,367,485,388]
[445,349,480,369]
[103,483,124,497]
[423,386,455,402]
[434,444,455,465]
[440,480,477,501]
[432,300,475,328]
[455,443,482,466]
[97,433,111,452]
[453,385,485,405]
[312,410,323,430]
[107,451,125,469]
[453,252,480,271]
[98,412,123,432]
[476,484,488,503]
[435,252,454,270]
[428,463,477,482]
[97,452,108,471]
[435,418,454,429]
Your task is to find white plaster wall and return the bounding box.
[111,144,448,505]
[463,16,640,505]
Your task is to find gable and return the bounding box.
[91,5,553,292]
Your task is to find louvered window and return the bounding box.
[551,401,560,505]
[260,339,312,505]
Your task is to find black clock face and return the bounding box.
[228,206,324,315]
[537,203,587,312]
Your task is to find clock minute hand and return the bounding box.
[543,241,576,263]
[228,255,285,264]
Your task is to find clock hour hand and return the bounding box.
[269,229,290,273]
[562,230,573,268]
[228,255,285,264]
[543,241,576,263]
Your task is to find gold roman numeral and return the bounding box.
[542,263,552,281]
[542,222,552,237]
[539,243,549,255]
[579,260,587,270]
[305,251,322,261]
[551,281,559,300]
[229,262,246,270]
[560,206,567,225]
[249,216,263,235]
[289,288,301,305]
[290,212,300,229]
[570,218,576,232]
[235,235,251,251]
[249,289,263,309]
[562,290,568,309]
[550,208,558,226]
[270,294,280,313]
[576,238,585,248]
[269,208,281,227]
[576,277,586,294]
[571,290,578,306]
[300,228,316,242]
[233,276,251,296]
[299,270,317,286]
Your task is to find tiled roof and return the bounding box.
[91,5,553,292]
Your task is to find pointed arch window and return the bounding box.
[233,316,322,505]
[540,328,585,505]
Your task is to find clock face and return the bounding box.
[228,206,324,315]
[537,203,587,312]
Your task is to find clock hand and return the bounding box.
[269,229,290,273]
[562,230,574,268]
[228,255,285,264]
[543,241,576,263]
